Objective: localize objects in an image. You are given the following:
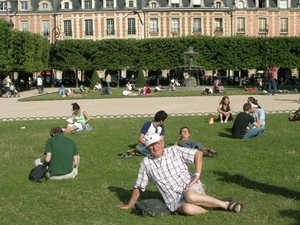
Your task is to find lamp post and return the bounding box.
[50,0,60,88]
[132,10,146,39]
[2,0,18,30]
[264,24,269,89]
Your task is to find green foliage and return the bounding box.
[135,69,146,87]
[90,70,99,89]
[0,19,12,72]
[0,114,299,224]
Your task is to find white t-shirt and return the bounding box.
[122,90,132,96]
[37,77,43,85]
[126,84,132,91]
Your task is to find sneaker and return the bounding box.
[203,149,218,158]
[220,120,224,123]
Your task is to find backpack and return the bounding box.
[146,88,151,94]
[28,165,48,182]
[2,78,7,85]
[132,199,171,217]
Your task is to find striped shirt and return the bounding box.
[134,146,197,212]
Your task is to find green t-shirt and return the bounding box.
[44,133,78,176]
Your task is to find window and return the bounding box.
[171,18,180,33]
[21,22,29,31]
[193,18,201,32]
[193,0,201,7]
[258,18,268,33]
[279,0,287,8]
[127,18,136,35]
[151,2,156,8]
[171,3,179,7]
[106,19,115,35]
[280,18,288,33]
[128,0,134,7]
[20,1,28,10]
[42,21,50,36]
[64,20,72,36]
[85,19,93,36]
[214,18,223,32]
[84,0,92,9]
[237,1,244,8]
[106,0,114,8]
[237,1,243,8]
[42,3,48,9]
[237,17,245,33]
[258,0,266,8]
[65,2,69,9]
[216,2,221,7]
[0,2,7,10]
[150,18,159,33]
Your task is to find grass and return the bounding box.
[0,114,300,224]
[19,85,300,101]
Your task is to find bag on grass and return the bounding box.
[29,165,48,182]
[132,199,171,217]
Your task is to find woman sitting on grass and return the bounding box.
[64,103,92,132]
[217,96,233,123]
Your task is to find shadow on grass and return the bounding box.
[108,186,162,202]
[214,171,300,201]
[218,128,233,138]
[279,210,300,225]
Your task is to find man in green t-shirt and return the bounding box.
[34,127,79,180]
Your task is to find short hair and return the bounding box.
[50,127,63,137]
[154,110,168,122]
[72,102,80,111]
[243,103,252,112]
[179,126,190,134]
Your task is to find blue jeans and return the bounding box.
[243,127,263,139]
[268,79,277,94]
[135,144,150,156]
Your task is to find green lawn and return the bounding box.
[0,114,299,225]
[19,85,300,101]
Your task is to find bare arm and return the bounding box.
[138,133,146,145]
[44,152,51,165]
[186,151,203,189]
[73,155,79,167]
[217,104,223,113]
[83,111,91,124]
[117,188,141,209]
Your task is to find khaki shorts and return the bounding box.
[179,182,206,205]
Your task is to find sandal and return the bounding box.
[203,149,218,158]
[127,148,142,156]
[120,154,133,159]
[227,201,243,213]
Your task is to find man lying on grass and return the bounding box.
[117,133,243,215]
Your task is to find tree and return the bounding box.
[90,70,99,89]
[135,69,146,88]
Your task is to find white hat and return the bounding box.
[250,103,258,108]
[145,134,161,147]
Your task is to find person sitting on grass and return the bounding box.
[63,103,92,132]
[117,133,243,215]
[231,103,263,139]
[154,84,162,92]
[174,126,218,157]
[58,84,66,97]
[217,96,233,123]
[34,127,79,180]
[126,81,135,91]
[93,82,102,91]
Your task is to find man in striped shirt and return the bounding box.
[118,134,243,215]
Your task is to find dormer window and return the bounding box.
[61,0,73,9]
[106,0,114,8]
[42,3,48,9]
[84,0,92,9]
[128,0,134,7]
[237,1,244,8]
[0,2,7,10]
[216,2,221,7]
[171,0,180,7]
[20,1,28,11]
[151,2,156,8]
[193,0,201,7]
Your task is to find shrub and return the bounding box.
[135,69,146,88]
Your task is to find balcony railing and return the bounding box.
[280,28,288,34]
[214,27,223,32]
[127,29,136,35]
[236,28,245,33]
[106,30,115,35]
[149,28,159,33]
